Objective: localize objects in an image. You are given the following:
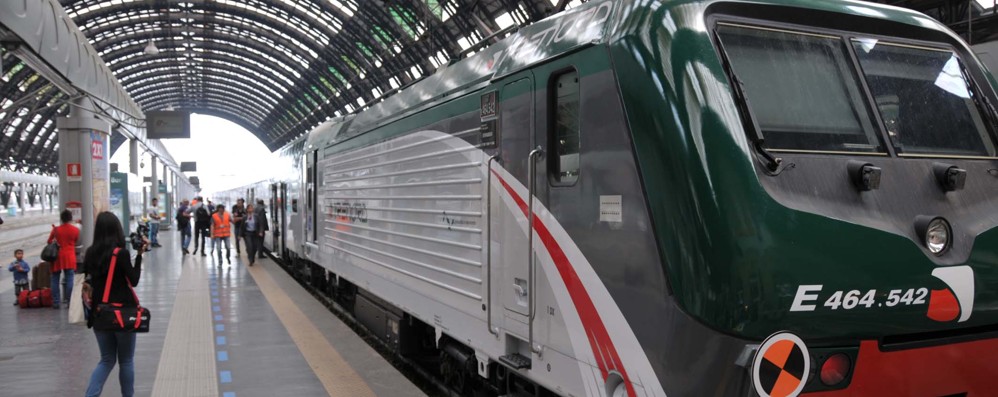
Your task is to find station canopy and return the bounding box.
[1,0,587,174]
[3,0,998,175]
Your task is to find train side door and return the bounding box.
[270,183,280,256]
[303,150,319,258]
[494,73,546,338]
[279,182,287,257]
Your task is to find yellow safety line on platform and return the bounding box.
[247,261,377,397]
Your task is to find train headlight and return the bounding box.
[915,216,951,255]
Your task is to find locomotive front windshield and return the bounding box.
[716,23,998,158]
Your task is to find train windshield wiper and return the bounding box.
[713,33,782,173]
[957,59,998,139]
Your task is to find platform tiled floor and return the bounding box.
[0,230,427,397]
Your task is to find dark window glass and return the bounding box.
[551,71,580,184]
[717,24,884,153]
[852,40,997,157]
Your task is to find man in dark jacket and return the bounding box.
[244,202,268,266]
[193,197,212,256]
[230,199,247,254]
[253,201,269,260]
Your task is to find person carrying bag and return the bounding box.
[83,212,149,397]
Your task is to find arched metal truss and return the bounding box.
[3,0,998,174]
[3,0,588,173]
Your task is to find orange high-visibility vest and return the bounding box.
[212,212,231,237]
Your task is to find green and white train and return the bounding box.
[217,0,998,395]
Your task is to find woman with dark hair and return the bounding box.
[83,212,146,397]
[47,209,79,308]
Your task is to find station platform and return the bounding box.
[0,230,428,397]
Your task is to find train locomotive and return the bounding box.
[216,0,998,395]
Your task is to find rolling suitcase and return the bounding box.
[31,262,52,290]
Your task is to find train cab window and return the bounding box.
[550,71,581,184]
[715,23,885,153]
[851,40,998,158]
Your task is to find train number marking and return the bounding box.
[789,285,929,312]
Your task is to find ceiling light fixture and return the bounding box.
[144,40,160,55]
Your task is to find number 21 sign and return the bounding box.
[91,137,104,160]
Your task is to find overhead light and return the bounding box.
[144,40,160,55]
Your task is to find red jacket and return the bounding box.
[47,223,79,272]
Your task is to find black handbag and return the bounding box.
[41,241,60,262]
[92,248,150,333]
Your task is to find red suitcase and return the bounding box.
[17,289,29,308]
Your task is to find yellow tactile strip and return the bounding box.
[150,262,219,397]
[247,262,378,397]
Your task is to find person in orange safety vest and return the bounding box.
[211,204,232,265]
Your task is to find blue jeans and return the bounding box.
[149,222,159,245]
[180,224,191,249]
[50,269,74,305]
[86,330,136,397]
[213,237,230,262]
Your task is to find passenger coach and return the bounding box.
[219,0,998,395]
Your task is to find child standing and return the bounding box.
[8,249,30,305]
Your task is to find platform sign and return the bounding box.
[146,110,191,139]
[67,163,82,182]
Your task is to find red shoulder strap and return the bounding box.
[101,248,121,303]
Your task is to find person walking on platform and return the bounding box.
[193,197,212,256]
[47,209,79,308]
[176,199,192,254]
[243,204,264,266]
[211,204,233,265]
[147,197,162,248]
[230,198,247,255]
[8,249,30,305]
[83,212,147,397]
[254,200,269,261]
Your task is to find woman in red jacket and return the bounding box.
[47,209,79,309]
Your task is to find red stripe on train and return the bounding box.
[493,171,637,397]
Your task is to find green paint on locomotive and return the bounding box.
[309,0,998,343]
[607,0,998,340]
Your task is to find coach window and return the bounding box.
[550,70,581,185]
[715,23,885,154]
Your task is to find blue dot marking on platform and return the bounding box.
[213,306,221,312]
[220,371,232,383]
[215,314,223,321]
[217,351,229,362]
[216,324,225,332]
[212,298,220,303]
[216,336,226,345]
[223,393,236,397]
[211,290,218,296]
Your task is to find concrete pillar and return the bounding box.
[129,138,139,175]
[56,97,112,249]
[150,155,159,223]
[18,182,27,215]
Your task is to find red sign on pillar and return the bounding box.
[91,139,104,160]
[67,163,82,182]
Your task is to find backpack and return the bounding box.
[196,206,210,222]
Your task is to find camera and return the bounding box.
[129,223,150,250]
